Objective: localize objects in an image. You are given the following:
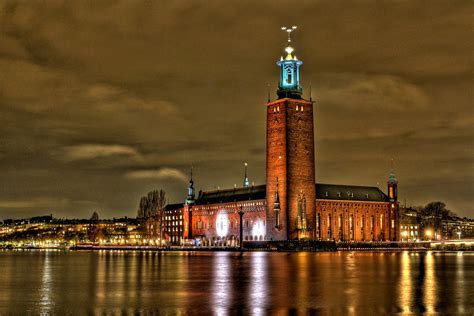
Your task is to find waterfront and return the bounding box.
[0,251,472,314]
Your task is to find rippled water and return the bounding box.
[0,250,472,315]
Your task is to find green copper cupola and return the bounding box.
[277,26,303,99]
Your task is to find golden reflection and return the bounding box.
[249,252,268,315]
[96,251,106,305]
[345,252,358,314]
[455,252,465,314]
[398,251,412,313]
[39,251,52,315]
[296,253,308,310]
[423,252,436,313]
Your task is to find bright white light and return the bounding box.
[252,220,265,239]
[216,212,229,237]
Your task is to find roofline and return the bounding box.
[316,199,391,204]
[198,184,266,195]
[316,183,384,190]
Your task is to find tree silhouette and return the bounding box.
[137,189,167,242]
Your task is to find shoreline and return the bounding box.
[2,245,472,253]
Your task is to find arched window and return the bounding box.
[284,64,293,85]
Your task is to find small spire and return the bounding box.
[274,177,280,209]
[281,26,298,60]
[388,158,398,183]
[185,165,195,205]
[281,26,297,43]
[243,162,250,187]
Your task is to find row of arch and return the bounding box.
[197,235,265,247]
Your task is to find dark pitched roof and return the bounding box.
[194,185,266,205]
[178,182,388,206]
[316,183,389,202]
[164,203,184,211]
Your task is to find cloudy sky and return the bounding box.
[0,1,472,219]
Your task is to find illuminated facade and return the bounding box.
[163,28,399,244]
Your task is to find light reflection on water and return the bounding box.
[0,250,472,314]
[212,253,232,315]
[399,251,412,313]
[249,252,268,315]
[39,251,52,316]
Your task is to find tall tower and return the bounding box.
[184,167,195,239]
[185,167,195,205]
[266,27,316,240]
[387,168,399,241]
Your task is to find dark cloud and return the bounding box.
[0,0,472,219]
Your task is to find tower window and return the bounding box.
[296,105,299,111]
[284,64,293,85]
[301,106,304,112]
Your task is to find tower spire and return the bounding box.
[388,158,397,183]
[277,26,303,99]
[274,177,281,228]
[185,165,195,205]
[387,158,398,202]
[281,26,297,43]
[243,162,250,187]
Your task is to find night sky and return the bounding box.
[0,1,472,219]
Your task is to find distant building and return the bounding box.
[163,204,184,245]
[399,207,421,241]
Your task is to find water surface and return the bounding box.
[0,250,472,314]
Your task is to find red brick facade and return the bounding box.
[190,199,266,246]
[266,98,316,240]
[315,200,395,241]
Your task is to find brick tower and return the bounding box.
[266,27,316,240]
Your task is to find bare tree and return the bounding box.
[136,189,167,244]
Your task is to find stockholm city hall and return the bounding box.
[164,27,399,245]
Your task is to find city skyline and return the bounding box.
[0,1,473,220]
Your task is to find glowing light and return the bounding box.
[425,230,432,239]
[216,212,229,237]
[252,220,265,239]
